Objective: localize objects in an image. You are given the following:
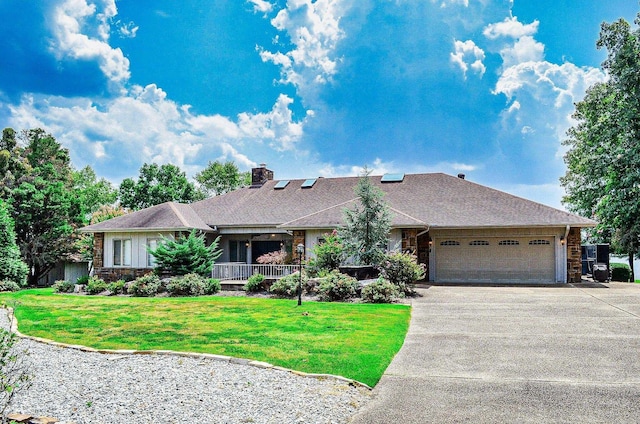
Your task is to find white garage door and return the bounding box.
[434,237,556,283]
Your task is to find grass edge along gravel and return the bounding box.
[1,289,410,387]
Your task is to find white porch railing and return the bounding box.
[212,263,299,281]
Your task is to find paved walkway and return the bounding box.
[351,282,640,423]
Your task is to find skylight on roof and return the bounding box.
[301,178,317,188]
[381,173,405,183]
[274,180,290,190]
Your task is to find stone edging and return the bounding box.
[5,308,372,390]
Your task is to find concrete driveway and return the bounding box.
[350,282,640,423]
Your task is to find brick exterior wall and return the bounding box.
[567,227,582,283]
[402,229,417,254]
[93,267,153,282]
[293,230,306,260]
[93,232,104,268]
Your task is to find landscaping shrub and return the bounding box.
[0,280,21,292]
[127,274,161,297]
[204,278,221,295]
[361,278,400,303]
[611,263,631,282]
[52,280,75,294]
[270,272,304,298]
[244,273,266,292]
[75,275,90,285]
[378,252,425,296]
[317,271,359,302]
[256,250,287,264]
[108,280,126,295]
[306,231,344,276]
[147,230,222,276]
[167,273,206,296]
[85,277,109,295]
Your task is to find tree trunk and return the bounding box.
[628,250,635,282]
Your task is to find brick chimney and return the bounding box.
[251,164,274,188]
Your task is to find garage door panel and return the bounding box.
[435,237,555,283]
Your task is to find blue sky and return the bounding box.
[0,0,637,209]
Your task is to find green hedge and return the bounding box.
[610,263,631,282]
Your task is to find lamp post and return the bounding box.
[296,243,304,306]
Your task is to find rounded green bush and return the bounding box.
[611,263,631,282]
[270,272,303,298]
[362,278,400,303]
[378,252,425,296]
[128,274,161,297]
[0,280,21,293]
[244,273,266,292]
[108,280,126,295]
[317,271,359,302]
[204,278,221,295]
[52,280,75,294]
[167,273,206,296]
[86,277,109,295]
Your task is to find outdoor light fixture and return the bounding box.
[560,236,565,245]
[296,243,304,306]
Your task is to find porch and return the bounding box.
[212,262,300,281]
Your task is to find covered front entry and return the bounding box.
[433,235,556,283]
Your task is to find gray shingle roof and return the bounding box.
[80,202,212,232]
[190,173,595,229]
[83,173,596,232]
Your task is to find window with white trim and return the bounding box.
[113,239,132,267]
[498,240,520,246]
[469,240,490,246]
[147,238,159,267]
[529,239,550,245]
[440,240,460,246]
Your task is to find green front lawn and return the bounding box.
[1,289,410,387]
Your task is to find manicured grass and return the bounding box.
[1,289,410,387]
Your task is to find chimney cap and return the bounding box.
[457,173,466,180]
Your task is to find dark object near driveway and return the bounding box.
[592,263,609,282]
[339,265,379,280]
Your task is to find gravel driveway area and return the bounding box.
[2,313,370,424]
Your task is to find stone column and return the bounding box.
[567,227,582,283]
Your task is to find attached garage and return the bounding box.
[433,234,559,283]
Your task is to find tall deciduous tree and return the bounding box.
[338,168,392,265]
[561,13,640,280]
[0,128,83,285]
[119,163,205,210]
[194,160,250,196]
[73,166,118,219]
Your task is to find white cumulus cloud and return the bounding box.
[258,0,346,102]
[451,39,486,78]
[6,86,308,176]
[248,0,273,13]
[483,16,539,40]
[49,0,130,84]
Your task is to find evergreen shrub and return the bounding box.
[361,278,400,303]
[317,271,359,302]
[128,274,161,297]
[611,263,631,282]
[167,273,206,296]
[86,277,108,295]
[52,280,74,293]
[244,274,265,292]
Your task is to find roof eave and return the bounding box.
[79,226,214,233]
